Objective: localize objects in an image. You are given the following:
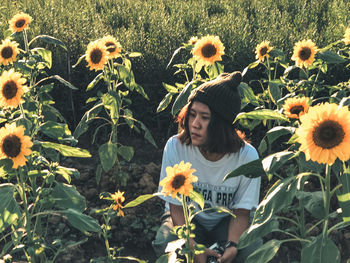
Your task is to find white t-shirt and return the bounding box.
[158,135,261,230]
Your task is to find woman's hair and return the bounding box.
[176,101,246,154]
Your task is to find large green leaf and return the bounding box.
[32,47,52,69]
[98,142,118,172]
[245,239,283,263]
[237,82,259,108]
[189,190,204,210]
[124,193,161,208]
[117,145,134,162]
[235,109,289,124]
[34,75,78,90]
[102,91,121,124]
[223,159,265,181]
[268,81,282,105]
[171,81,195,116]
[0,184,21,232]
[39,121,68,139]
[64,208,101,234]
[337,167,350,222]
[262,151,295,176]
[40,141,91,158]
[157,93,173,113]
[258,126,295,154]
[296,191,325,219]
[86,72,104,91]
[318,50,346,64]
[52,183,86,212]
[301,235,340,263]
[28,34,67,51]
[56,166,80,184]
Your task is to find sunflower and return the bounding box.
[188,36,198,46]
[85,40,108,71]
[291,39,318,68]
[0,69,27,108]
[283,97,310,119]
[296,103,350,165]
[0,39,19,66]
[192,35,225,66]
[100,36,122,59]
[255,41,273,62]
[343,28,350,45]
[9,12,33,32]
[0,123,33,169]
[111,190,125,217]
[160,161,198,198]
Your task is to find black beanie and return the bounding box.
[188,71,242,124]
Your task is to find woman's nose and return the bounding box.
[192,116,201,128]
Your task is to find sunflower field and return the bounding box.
[0,0,350,262]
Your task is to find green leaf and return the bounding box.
[39,121,67,139]
[262,151,295,175]
[128,52,142,58]
[64,208,101,234]
[56,166,80,184]
[237,82,259,108]
[117,145,134,162]
[166,46,184,69]
[32,47,52,69]
[73,54,87,68]
[189,190,204,210]
[235,109,289,124]
[135,84,149,100]
[52,183,86,212]
[0,184,21,232]
[73,103,103,139]
[28,34,67,51]
[157,93,173,113]
[258,126,295,155]
[124,193,161,208]
[223,159,265,181]
[102,91,120,124]
[301,235,340,263]
[171,81,195,116]
[162,83,179,94]
[87,72,104,91]
[138,120,157,148]
[296,191,325,219]
[337,167,350,222]
[318,50,346,64]
[206,61,224,79]
[35,75,78,90]
[245,239,283,263]
[40,141,91,158]
[239,218,279,249]
[98,142,118,172]
[268,81,282,105]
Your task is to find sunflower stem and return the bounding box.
[322,164,331,239]
[182,194,193,263]
[23,29,29,53]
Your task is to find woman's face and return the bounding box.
[188,101,211,147]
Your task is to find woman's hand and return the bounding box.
[194,248,221,263]
[217,246,238,263]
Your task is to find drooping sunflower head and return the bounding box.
[0,69,27,108]
[0,39,19,66]
[291,39,318,68]
[343,28,350,45]
[283,97,310,119]
[192,35,225,66]
[0,123,33,169]
[160,161,198,198]
[100,35,122,59]
[9,12,33,32]
[255,41,273,62]
[296,103,350,165]
[85,40,109,71]
[111,190,125,216]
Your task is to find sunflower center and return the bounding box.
[15,19,26,28]
[201,44,217,58]
[259,46,268,56]
[298,47,311,61]
[90,48,103,64]
[290,105,304,116]
[2,81,18,99]
[105,42,116,53]
[2,135,21,158]
[171,174,186,189]
[313,120,345,149]
[1,46,13,59]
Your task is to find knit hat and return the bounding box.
[188,71,242,124]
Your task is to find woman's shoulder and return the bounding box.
[239,142,259,160]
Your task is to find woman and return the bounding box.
[153,71,261,263]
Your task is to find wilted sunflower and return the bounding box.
[192,35,225,66]
[9,12,33,32]
[0,69,27,108]
[100,35,122,59]
[283,97,310,119]
[0,123,33,169]
[343,28,350,45]
[255,41,273,62]
[85,40,108,71]
[296,103,350,165]
[291,39,318,68]
[0,39,19,66]
[160,161,198,198]
[111,190,125,217]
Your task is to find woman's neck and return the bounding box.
[199,147,224,161]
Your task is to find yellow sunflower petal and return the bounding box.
[343,28,350,45]
[9,12,33,32]
[0,39,19,66]
[85,40,109,71]
[100,35,122,59]
[255,41,273,62]
[283,97,310,119]
[291,39,318,68]
[192,35,225,66]
[0,69,27,108]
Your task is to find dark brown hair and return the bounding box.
[176,101,245,154]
